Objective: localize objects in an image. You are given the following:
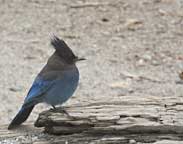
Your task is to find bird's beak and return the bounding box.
[76,57,86,61]
[78,57,86,61]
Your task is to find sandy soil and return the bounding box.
[0,0,183,126]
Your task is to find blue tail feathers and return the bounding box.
[8,105,34,130]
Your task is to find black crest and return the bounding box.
[51,35,77,64]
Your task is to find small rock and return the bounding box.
[101,18,109,22]
[9,87,22,92]
[158,9,167,16]
[152,60,160,66]
[137,59,145,66]
[142,54,152,61]
[125,19,143,30]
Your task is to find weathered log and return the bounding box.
[33,95,183,143]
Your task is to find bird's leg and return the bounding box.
[59,107,70,117]
[52,105,56,110]
[59,107,76,120]
[50,105,57,112]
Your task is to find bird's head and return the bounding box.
[50,35,85,64]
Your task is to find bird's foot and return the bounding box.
[50,105,57,112]
[50,106,76,120]
[59,108,69,116]
[59,108,76,120]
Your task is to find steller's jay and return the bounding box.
[8,35,85,129]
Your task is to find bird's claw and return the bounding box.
[59,108,76,120]
[50,106,76,120]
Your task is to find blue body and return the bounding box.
[24,68,79,107]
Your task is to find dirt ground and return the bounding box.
[0,0,183,129]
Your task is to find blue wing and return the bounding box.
[23,76,55,107]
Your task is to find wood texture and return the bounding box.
[36,95,183,143]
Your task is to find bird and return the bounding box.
[8,35,85,130]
